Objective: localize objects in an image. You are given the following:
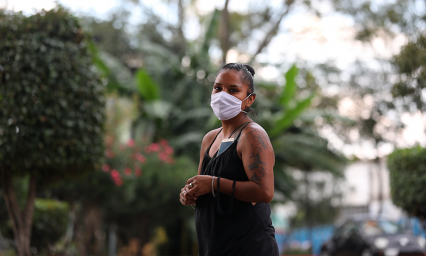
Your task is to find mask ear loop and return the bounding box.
[241,93,253,114]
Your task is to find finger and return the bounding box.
[185,198,196,205]
[184,190,194,200]
[184,191,197,201]
[184,187,196,200]
[187,186,198,198]
[185,200,196,205]
[187,176,196,185]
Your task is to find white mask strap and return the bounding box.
[241,93,253,114]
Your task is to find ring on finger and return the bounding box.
[190,182,194,188]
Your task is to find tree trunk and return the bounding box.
[220,0,230,65]
[1,170,37,256]
[177,0,186,55]
[76,204,103,255]
[249,2,294,64]
[304,170,313,253]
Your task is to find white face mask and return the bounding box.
[210,92,252,120]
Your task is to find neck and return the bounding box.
[220,113,252,138]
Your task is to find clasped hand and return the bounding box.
[179,175,213,206]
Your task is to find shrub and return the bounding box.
[0,7,105,178]
[387,146,426,218]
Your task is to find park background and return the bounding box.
[1,0,426,255]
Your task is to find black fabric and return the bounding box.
[195,124,279,256]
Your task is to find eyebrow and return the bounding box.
[214,83,242,88]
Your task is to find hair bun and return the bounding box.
[243,64,255,77]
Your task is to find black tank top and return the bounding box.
[195,123,279,256]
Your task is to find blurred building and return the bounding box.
[340,159,404,220]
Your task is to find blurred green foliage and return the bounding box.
[0,7,105,178]
[31,199,69,251]
[388,146,426,219]
[393,34,426,112]
[42,96,198,254]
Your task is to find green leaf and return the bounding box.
[279,64,299,106]
[271,94,314,136]
[135,69,160,101]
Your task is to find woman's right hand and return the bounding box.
[180,184,197,206]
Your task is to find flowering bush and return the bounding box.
[102,137,175,186]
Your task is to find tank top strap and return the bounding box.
[205,128,223,156]
[235,121,253,142]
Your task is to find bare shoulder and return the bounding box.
[240,122,272,150]
[201,128,222,148]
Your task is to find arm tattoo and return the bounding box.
[248,147,266,184]
[247,128,268,149]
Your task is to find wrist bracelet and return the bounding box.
[212,176,216,197]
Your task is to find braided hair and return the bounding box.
[217,63,257,116]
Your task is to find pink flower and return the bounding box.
[135,168,142,177]
[124,168,132,176]
[135,153,146,163]
[111,170,123,186]
[164,146,174,155]
[102,164,110,172]
[160,139,168,147]
[148,143,160,152]
[127,139,135,147]
[111,169,120,178]
[106,151,114,158]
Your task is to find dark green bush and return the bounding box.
[387,146,426,218]
[0,7,105,179]
[31,199,69,250]
[0,198,69,251]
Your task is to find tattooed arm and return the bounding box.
[186,123,275,203]
[238,123,275,202]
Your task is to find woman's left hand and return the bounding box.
[186,175,213,198]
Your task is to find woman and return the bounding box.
[180,63,279,255]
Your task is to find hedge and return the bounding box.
[0,7,105,179]
[387,146,426,218]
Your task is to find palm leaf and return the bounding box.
[136,69,160,101]
[270,94,314,136]
[279,64,299,106]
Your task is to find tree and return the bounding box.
[0,7,105,255]
[387,146,426,223]
[393,34,426,119]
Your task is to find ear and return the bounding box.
[246,94,256,108]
